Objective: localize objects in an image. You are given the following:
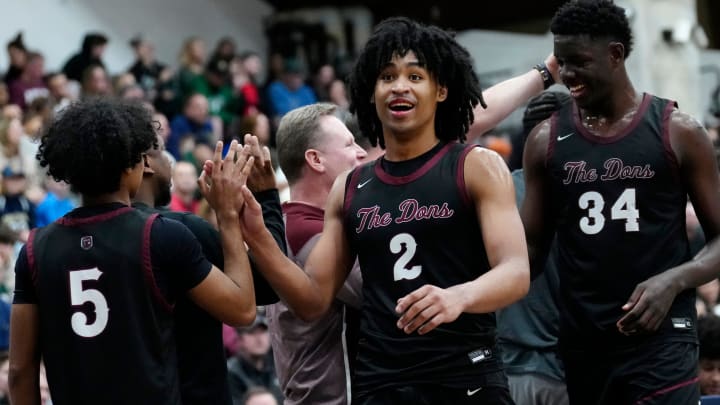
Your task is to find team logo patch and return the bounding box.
[80,236,93,250]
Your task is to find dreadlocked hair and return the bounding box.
[348,16,485,148]
[37,97,157,196]
[550,0,634,59]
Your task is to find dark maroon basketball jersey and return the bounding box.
[546,93,696,348]
[343,142,501,392]
[26,206,181,404]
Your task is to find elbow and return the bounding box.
[511,264,531,302]
[225,305,257,328]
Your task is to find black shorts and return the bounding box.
[353,371,514,405]
[561,340,699,405]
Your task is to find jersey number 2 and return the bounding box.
[578,188,640,235]
[390,233,422,281]
[69,268,109,338]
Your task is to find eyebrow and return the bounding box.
[381,60,422,69]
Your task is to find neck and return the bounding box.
[289,178,330,209]
[133,183,156,207]
[383,129,440,162]
[82,190,131,207]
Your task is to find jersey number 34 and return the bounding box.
[578,188,640,235]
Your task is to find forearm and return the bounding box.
[666,235,720,292]
[9,369,41,405]
[449,257,529,314]
[217,213,255,315]
[245,228,328,320]
[469,69,545,137]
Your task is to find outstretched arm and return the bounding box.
[395,148,530,335]
[618,111,720,333]
[239,172,355,321]
[468,54,559,138]
[189,141,256,327]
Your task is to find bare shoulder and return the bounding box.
[668,109,712,165]
[465,146,511,181]
[523,119,553,168]
[464,146,513,199]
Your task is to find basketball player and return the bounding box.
[132,133,286,404]
[522,1,720,403]
[9,99,256,404]
[228,16,569,404]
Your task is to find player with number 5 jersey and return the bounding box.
[9,99,258,405]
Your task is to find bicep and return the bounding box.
[467,149,528,267]
[521,123,553,242]
[305,173,355,300]
[9,304,40,372]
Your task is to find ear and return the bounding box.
[304,149,325,174]
[608,41,625,66]
[142,154,155,176]
[437,85,448,102]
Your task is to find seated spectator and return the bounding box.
[168,93,216,160]
[80,64,111,98]
[35,177,76,228]
[0,117,40,197]
[7,51,48,111]
[266,58,316,127]
[44,72,74,114]
[3,33,27,86]
[169,161,200,214]
[191,56,243,130]
[62,32,108,83]
[699,315,720,396]
[128,35,170,102]
[227,315,283,404]
[0,166,35,242]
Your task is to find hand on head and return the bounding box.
[543,53,561,85]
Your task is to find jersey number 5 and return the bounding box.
[69,268,109,338]
[578,188,640,235]
[390,233,422,281]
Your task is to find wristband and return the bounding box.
[533,63,555,90]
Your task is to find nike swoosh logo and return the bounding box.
[557,133,574,141]
[357,179,372,189]
[467,387,483,396]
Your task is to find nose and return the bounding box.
[559,65,575,84]
[391,77,410,93]
[356,144,368,159]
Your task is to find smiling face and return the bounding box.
[554,34,618,111]
[373,51,447,141]
[313,115,367,185]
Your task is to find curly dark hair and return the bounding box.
[550,0,633,59]
[348,16,485,148]
[699,314,720,360]
[37,98,157,196]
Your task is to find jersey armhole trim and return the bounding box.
[545,113,560,168]
[343,166,364,215]
[661,100,681,179]
[456,144,480,209]
[143,213,174,312]
[27,228,39,290]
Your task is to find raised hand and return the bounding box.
[244,133,277,193]
[197,140,254,216]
